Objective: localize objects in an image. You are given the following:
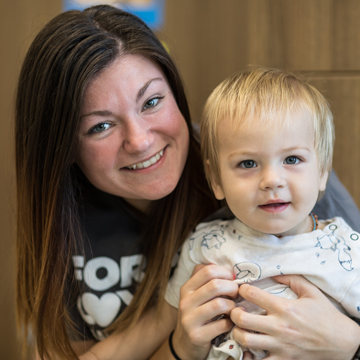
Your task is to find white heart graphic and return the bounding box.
[81,292,121,327]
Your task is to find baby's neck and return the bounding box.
[247,213,323,238]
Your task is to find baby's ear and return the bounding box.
[319,170,329,192]
[206,160,225,200]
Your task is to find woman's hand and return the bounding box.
[171,264,239,360]
[230,275,360,360]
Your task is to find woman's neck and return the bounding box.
[123,197,152,214]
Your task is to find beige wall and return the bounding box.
[1,0,359,358]
[0,1,62,357]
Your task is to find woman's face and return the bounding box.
[77,55,190,212]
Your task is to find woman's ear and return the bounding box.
[206,160,225,200]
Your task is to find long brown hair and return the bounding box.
[15,5,217,359]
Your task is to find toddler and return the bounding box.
[165,68,360,360]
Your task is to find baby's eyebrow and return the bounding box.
[282,146,312,152]
[228,150,258,159]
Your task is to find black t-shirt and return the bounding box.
[69,180,145,340]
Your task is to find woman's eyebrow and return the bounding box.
[136,77,163,102]
[80,110,112,120]
[80,77,164,119]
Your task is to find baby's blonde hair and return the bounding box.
[201,68,334,187]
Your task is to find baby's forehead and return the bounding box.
[215,111,316,162]
[218,105,314,135]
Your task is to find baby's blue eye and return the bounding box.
[285,156,300,165]
[239,160,257,168]
[88,122,111,134]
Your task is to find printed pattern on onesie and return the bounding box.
[185,217,360,360]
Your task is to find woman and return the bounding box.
[15,5,360,360]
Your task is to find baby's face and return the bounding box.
[211,109,328,237]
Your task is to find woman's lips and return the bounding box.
[259,201,290,213]
[122,147,165,170]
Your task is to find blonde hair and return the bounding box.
[201,68,334,187]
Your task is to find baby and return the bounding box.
[165,68,360,360]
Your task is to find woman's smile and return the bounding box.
[124,147,165,170]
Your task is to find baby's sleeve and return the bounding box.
[165,237,198,309]
[340,271,360,319]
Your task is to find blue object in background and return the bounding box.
[63,0,165,30]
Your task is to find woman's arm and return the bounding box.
[81,265,237,360]
[231,275,360,360]
[151,264,239,360]
[78,306,175,360]
[35,340,97,359]
[35,265,237,360]
[34,307,176,360]
[36,308,173,360]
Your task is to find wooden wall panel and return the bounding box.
[162,0,360,207]
[0,1,62,358]
[308,75,360,204]
[163,0,360,120]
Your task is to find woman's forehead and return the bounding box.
[81,54,167,112]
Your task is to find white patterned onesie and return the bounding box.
[165,217,360,360]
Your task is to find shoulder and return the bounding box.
[202,206,235,222]
[192,218,233,235]
[314,171,360,232]
[320,217,356,232]
[184,218,236,254]
[319,217,360,243]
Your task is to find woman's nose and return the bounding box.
[260,166,286,191]
[122,118,154,153]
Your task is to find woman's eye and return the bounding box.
[285,156,300,165]
[88,122,111,134]
[239,160,257,168]
[142,96,163,111]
